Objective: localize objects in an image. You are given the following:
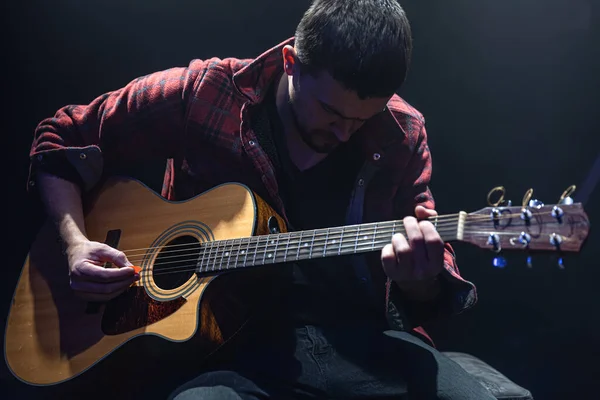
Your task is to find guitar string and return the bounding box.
[135,229,568,278]
[123,214,565,264]
[118,213,462,255]
[125,225,460,266]
[122,227,456,262]
[119,210,550,258]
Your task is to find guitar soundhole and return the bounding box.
[152,235,200,290]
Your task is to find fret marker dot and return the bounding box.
[304,243,308,247]
[364,236,369,240]
[271,240,275,244]
[241,250,245,254]
[331,240,336,244]
[225,252,229,256]
[268,253,272,258]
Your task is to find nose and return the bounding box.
[330,119,355,142]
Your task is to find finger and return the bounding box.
[419,220,445,277]
[403,216,427,278]
[381,243,398,279]
[90,244,133,268]
[72,275,139,298]
[415,205,438,220]
[77,262,137,283]
[391,232,411,263]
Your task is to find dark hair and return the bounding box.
[294,0,413,99]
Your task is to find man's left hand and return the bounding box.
[381,205,445,300]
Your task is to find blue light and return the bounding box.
[558,257,565,269]
[493,256,507,268]
[527,256,533,268]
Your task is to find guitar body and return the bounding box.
[5,177,287,387]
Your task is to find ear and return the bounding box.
[282,45,298,76]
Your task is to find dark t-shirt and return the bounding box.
[253,83,385,326]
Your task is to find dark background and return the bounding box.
[3,0,599,399]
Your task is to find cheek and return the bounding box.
[295,94,327,126]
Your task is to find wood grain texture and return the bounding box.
[5,178,262,385]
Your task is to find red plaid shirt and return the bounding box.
[28,38,477,345]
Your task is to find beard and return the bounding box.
[288,102,340,154]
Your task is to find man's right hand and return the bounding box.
[66,240,140,302]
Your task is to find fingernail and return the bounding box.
[134,274,141,280]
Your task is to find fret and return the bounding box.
[309,231,316,259]
[271,236,279,264]
[198,241,207,272]
[244,236,251,267]
[354,225,360,254]
[226,239,234,270]
[207,240,215,272]
[234,237,242,269]
[252,236,259,267]
[322,227,343,257]
[283,232,291,262]
[372,223,378,251]
[263,236,271,263]
[338,227,344,255]
[322,228,330,257]
[296,231,303,260]
[218,239,228,271]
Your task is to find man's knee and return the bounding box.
[168,370,266,400]
[171,385,244,400]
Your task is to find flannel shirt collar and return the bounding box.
[232,37,406,161]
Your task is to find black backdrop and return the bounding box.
[3,0,599,399]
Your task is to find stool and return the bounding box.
[443,352,533,399]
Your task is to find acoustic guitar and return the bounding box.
[4,177,590,386]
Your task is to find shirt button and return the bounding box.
[373,153,381,161]
[29,180,36,187]
[79,152,87,160]
[249,140,255,146]
[357,178,364,186]
[36,154,43,162]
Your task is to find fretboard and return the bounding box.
[196,217,461,273]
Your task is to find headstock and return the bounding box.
[461,185,590,268]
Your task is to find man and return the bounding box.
[27,0,494,399]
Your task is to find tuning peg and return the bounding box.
[520,189,534,225]
[549,233,566,269]
[552,185,577,223]
[528,199,545,209]
[492,256,507,268]
[487,233,501,253]
[559,185,576,205]
[487,186,512,207]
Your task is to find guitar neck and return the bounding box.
[196,212,466,273]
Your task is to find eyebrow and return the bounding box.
[319,100,369,122]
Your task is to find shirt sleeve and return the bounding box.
[27,60,207,193]
[386,122,478,330]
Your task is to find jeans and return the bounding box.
[167,321,495,400]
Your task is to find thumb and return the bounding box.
[97,244,134,269]
[415,205,438,220]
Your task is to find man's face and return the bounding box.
[284,52,391,154]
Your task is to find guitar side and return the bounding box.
[5,178,284,386]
